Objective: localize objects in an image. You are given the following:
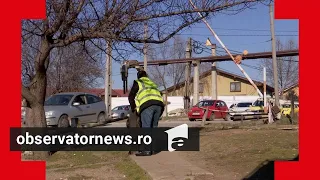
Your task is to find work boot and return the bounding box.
[135,151,152,156]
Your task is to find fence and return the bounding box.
[111,95,260,112]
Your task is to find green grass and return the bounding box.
[113,152,152,180]
[46,151,151,180]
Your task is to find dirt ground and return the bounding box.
[46,151,151,180]
[179,123,298,180]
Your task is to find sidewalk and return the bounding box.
[130,151,214,180]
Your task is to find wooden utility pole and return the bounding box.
[290,91,295,124]
[105,40,112,119]
[269,3,280,107]
[184,38,192,109]
[143,23,148,72]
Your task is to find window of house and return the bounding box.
[230,82,241,92]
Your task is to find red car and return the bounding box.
[188,100,229,121]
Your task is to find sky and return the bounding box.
[98,3,298,90]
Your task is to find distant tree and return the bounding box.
[148,36,186,94]
[46,43,104,96]
[260,39,299,97]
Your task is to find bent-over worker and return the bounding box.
[128,70,164,156]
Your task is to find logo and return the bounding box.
[165,124,188,152]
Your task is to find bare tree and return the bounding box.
[148,36,186,94]
[261,39,299,96]
[21,0,266,131]
[46,42,104,96]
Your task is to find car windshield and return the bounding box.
[44,94,74,106]
[237,103,252,107]
[253,100,264,106]
[283,104,291,108]
[197,101,214,107]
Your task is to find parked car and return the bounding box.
[111,105,131,120]
[44,92,106,127]
[249,98,265,112]
[281,103,299,116]
[230,102,253,112]
[187,100,229,121]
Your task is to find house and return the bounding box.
[164,68,274,97]
[282,83,299,100]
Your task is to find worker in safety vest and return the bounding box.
[128,70,164,156]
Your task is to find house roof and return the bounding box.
[164,68,274,93]
[283,83,299,93]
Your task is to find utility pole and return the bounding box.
[269,3,280,107]
[184,38,192,109]
[143,23,148,72]
[205,38,217,100]
[105,40,112,119]
[193,36,199,106]
[263,67,267,113]
[211,44,217,100]
[193,61,200,106]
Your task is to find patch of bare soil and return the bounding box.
[180,128,298,180]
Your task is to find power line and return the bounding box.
[188,27,298,33]
[241,63,263,71]
[179,34,298,37]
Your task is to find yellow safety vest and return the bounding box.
[135,77,163,113]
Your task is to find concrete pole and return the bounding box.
[263,67,267,113]
[105,40,112,118]
[211,44,217,100]
[143,23,148,72]
[184,38,192,109]
[269,4,280,107]
[193,60,200,106]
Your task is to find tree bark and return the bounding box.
[25,70,47,128]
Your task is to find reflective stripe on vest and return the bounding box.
[135,77,163,113]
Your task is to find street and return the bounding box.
[95,118,238,128]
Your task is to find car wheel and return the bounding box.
[209,113,215,121]
[189,118,195,121]
[58,115,70,128]
[97,112,106,124]
[120,113,125,119]
[224,114,232,121]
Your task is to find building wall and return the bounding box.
[283,86,299,99]
[167,73,270,97]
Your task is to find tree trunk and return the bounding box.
[25,72,47,127]
[24,67,49,160]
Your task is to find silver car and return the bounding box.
[44,92,106,127]
[111,105,131,120]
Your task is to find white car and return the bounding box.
[229,102,254,116]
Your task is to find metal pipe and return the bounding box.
[189,0,265,97]
[138,50,298,65]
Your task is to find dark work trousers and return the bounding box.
[139,105,163,152]
[140,105,163,128]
